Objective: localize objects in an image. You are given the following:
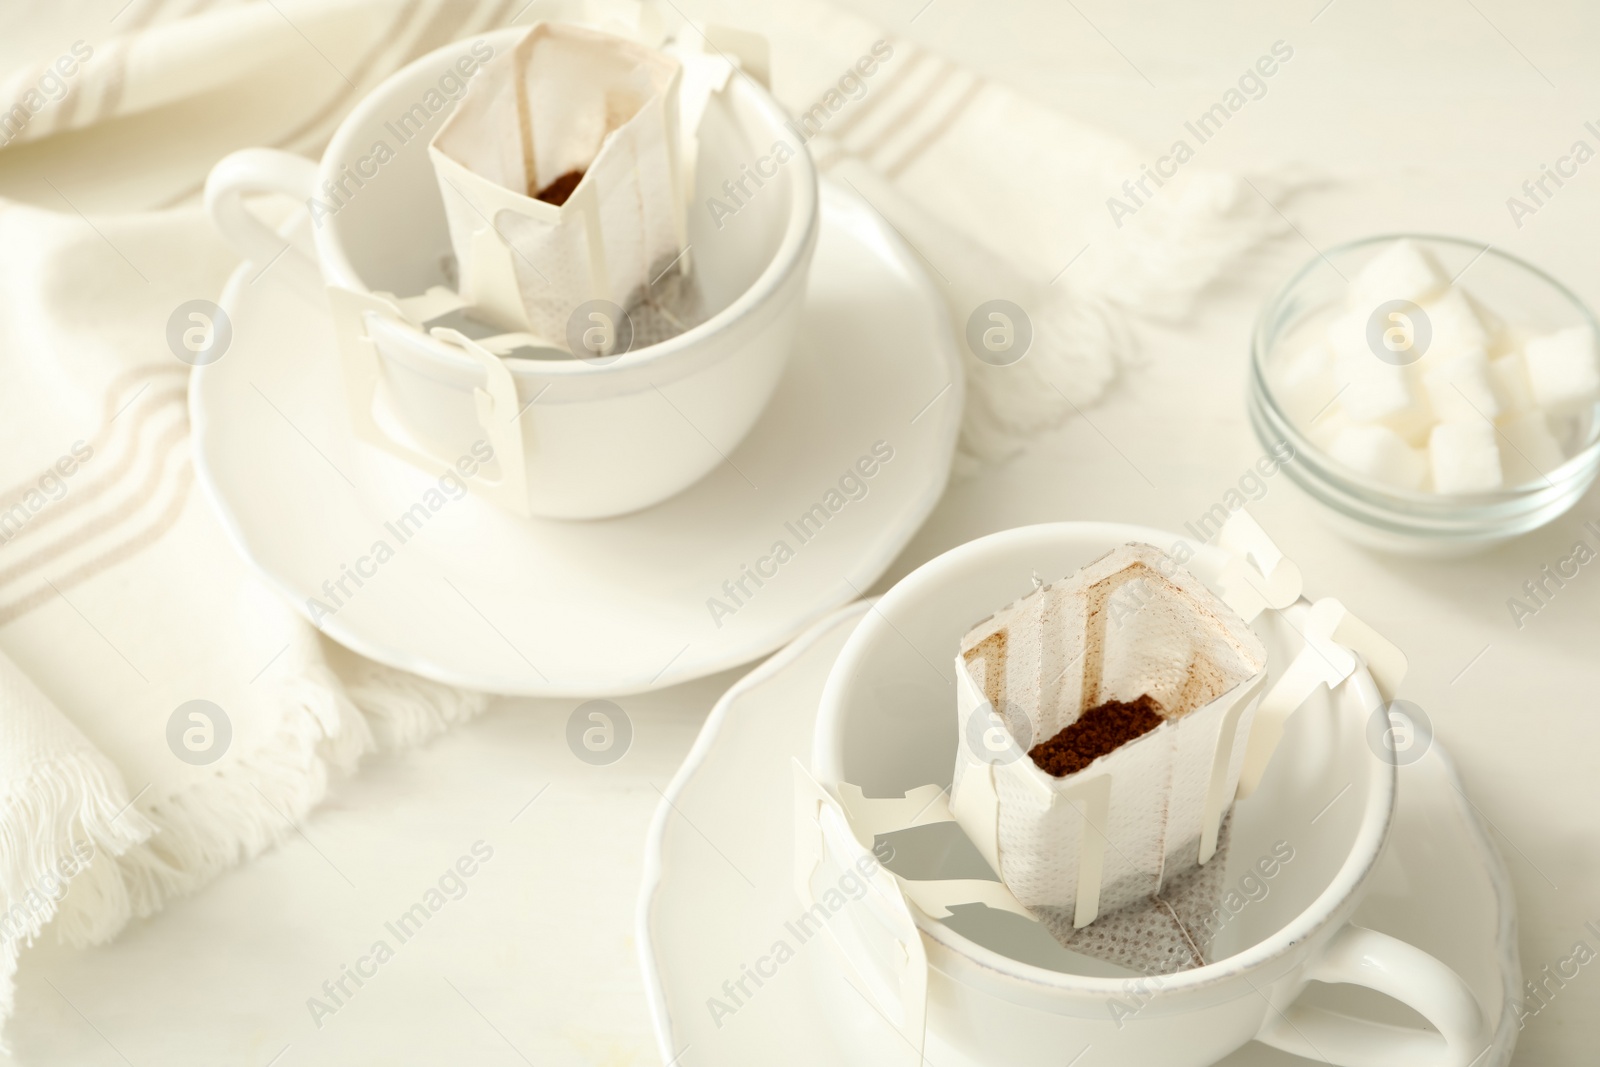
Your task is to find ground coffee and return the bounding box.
[1028,694,1164,777]
[534,169,585,205]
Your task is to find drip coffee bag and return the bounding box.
[429,23,690,352]
[950,543,1268,970]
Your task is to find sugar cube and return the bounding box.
[1523,326,1600,416]
[1423,348,1501,423]
[1470,291,1510,352]
[1333,352,1434,442]
[1331,301,1430,370]
[1275,342,1337,422]
[1416,286,1491,366]
[1488,351,1537,415]
[1307,407,1352,450]
[1327,424,1427,490]
[1326,308,1374,365]
[1351,239,1449,313]
[1362,300,1432,367]
[1497,410,1567,486]
[1429,421,1503,494]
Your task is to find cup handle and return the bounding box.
[1255,923,1489,1067]
[205,147,319,267]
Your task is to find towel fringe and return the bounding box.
[0,746,154,1043]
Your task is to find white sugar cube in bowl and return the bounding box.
[1422,349,1501,424]
[1525,326,1600,416]
[1327,424,1427,490]
[1249,235,1600,554]
[1428,421,1503,494]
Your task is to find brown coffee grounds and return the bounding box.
[533,169,584,205]
[1028,695,1165,777]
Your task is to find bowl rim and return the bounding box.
[314,25,819,378]
[1250,232,1600,535]
[811,522,1397,1003]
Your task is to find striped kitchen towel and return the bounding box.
[687,0,1284,459]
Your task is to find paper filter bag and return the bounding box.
[429,23,688,351]
[950,543,1268,935]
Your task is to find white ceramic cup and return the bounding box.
[205,25,817,519]
[809,522,1490,1067]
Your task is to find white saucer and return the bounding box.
[191,183,961,695]
[637,602,1522,1067]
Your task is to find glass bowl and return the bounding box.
[1249,234,1600,555]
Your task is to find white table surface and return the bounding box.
[7,0,1600,1063]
